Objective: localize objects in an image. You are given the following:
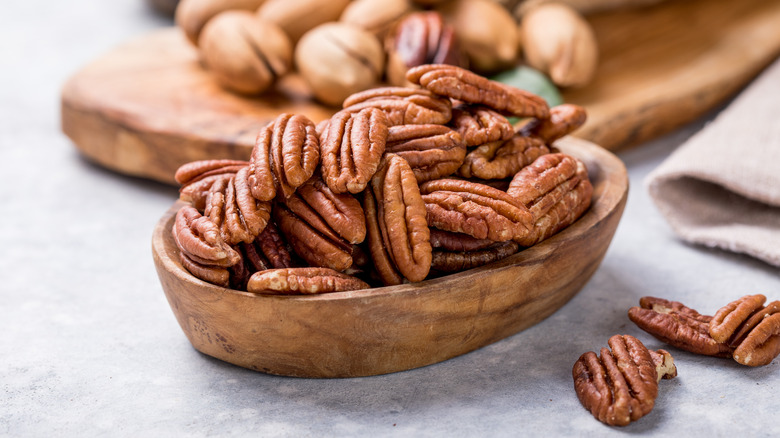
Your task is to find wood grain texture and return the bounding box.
[151,138,628,377]
[63,0,780,185]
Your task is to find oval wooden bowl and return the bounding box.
[152,137,628,378]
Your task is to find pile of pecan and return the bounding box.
[171,64,592,294]
[572,293,780,427]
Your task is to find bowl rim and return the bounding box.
[152,136,628,303]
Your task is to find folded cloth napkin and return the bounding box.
[646,57,780,267]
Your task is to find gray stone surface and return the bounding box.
[1,1,779,436]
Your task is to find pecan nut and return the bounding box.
[385,124,466,183]
[519,103,587,144]
[273,203,353,272]
[204,167,272,245]
[710,295,780,366]
[458,135,550,180]
[431,241,518,273]
[364,188,404,286]
[628,297,732,357]
[176,159,247,211]
[448,105,515,148]
[342,87,453,126]
[368,153,432,283]
[248,113,320,201]
[239,221,297,273]
[385,11,467,87]
[172,205,241,287]
[420,179,533,242]
[507,153,592,246]
[429,229,496,252]
[320,107,389,194]
[246,267,369,295]
[406,64,549,119]
[572,335,676,427]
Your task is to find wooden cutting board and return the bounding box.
[61,0,780,185]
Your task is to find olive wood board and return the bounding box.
[152,137,628,377]
[63,0,780,185]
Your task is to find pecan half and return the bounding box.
[406,64,549,119]
[572,335,676,427]
[519,103,587,144]
[342,87,453,126]
[431,241,518,273]
[369,153,432,283]
[239,221,297,273]
[385,11,466,87]
[320,108,389,194]
[458,135,550,180]
[294,177,366,244]
[508,154,592,246]
[273,204,353,272]
[246,267,369,295]
[429,228,495,252]
[628,297,732,357]
[248,113,320,201]
[172,205,241,287]
[448,105,514,148]
[176,159,247,211]
[420,179,533,242]
[385,124,466,183]
[203,167,272,245]
[710,295,780,366]
[364,188,404,286]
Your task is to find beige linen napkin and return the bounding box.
[646,58,780,267]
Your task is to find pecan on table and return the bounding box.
[246,267,369,295]
[432,241,519,273]
[572,335,677,427]
[458,135,550,180]
[710,295,780,366]
[421,179,533,243]
[248,113,320,201]
[172,205,241,287]
[176,159,247,211]
[342,87,453,126]
[406,64,549,119]
[507,153,592,246]
[628,297,732,357]
[367,153,432,283]
[203,167,272,245]
[385,11,466,87]
[320,107,389,194]
[385,124,466,183]
[448,105,515,148]
[518,103,587,144]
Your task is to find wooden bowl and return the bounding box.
[152,137,628,378]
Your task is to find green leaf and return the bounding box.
[491,66,563,108]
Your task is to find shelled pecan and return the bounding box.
[368,153,432,283]
[710,295,780,366]
[518,103,587,144]
[458,135,550,180]
[420,179,533,242]
[448,105,514,148]
[172,205,241,287]
[385,124,466,182]
[429,229,496,252]
[406,64,549,119]
[248,113,320,201]
[342,87,453,126]
[628,297,732,357]
[364,188,404,286]
[572,335,677,427]
[432,241,519,272]
[273,204,353,272]
[385,11,466,87]
[238,222,297,272]
[176,159,247,211]
[320,108,389,194]
[203,167,272,245]
[507,153,592,246]
[246,267,369,294]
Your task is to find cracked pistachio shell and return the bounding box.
[295,23,385,106]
